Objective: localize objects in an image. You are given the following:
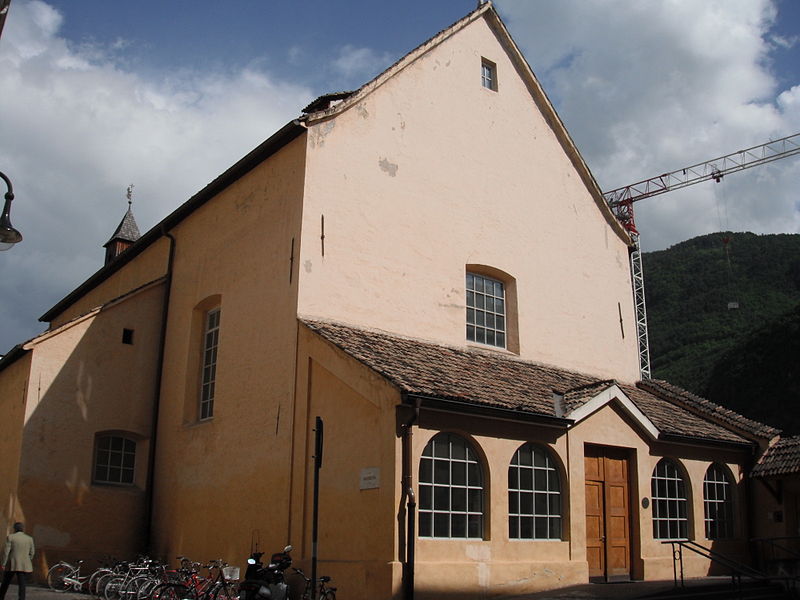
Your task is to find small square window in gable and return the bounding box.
[122,328,134,345]
[481,58,497,91]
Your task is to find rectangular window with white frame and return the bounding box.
[481,58,497,91]
[467,272,506,348]
[200,308,221,420]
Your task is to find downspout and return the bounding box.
[144,229,176,553]
[401,396,421,600]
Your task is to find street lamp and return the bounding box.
[0,171,22,251]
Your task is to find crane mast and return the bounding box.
[602,132,800,380]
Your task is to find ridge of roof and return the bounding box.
[752,435,800,478]
[637,379,779,440]
[301,319,751,445]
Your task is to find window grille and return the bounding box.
[651,459,689,540]
[466,272,506,348]
[200,308,221,420]
[419,433,484,539]
[704,463,734,539]
[94,435,135,485]
[509,444,562,540]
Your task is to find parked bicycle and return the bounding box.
[292,568,336,600]
[47,560,91,592]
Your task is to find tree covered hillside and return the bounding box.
[643,232,800,432]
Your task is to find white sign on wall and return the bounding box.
[360,467,380,490]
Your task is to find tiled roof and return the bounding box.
[752,436,800,477]
[302,319,753,445]
[637,379,779,439]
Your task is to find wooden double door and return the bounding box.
[585,445,632,582]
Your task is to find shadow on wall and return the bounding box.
[14,284,165,576]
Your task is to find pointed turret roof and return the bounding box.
[104,205,141,247]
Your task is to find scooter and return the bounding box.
[239,545,293,600]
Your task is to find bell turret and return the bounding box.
[103,185,141,265]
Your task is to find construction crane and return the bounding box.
[602,132,800,380]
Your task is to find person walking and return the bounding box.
[0,523,34,600]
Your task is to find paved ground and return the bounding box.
[4,577,734,600]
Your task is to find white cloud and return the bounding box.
[496,0,800,251]
[330,44,393,87]
[0,0,314,351]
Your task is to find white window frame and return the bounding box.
[509,444,562,540]
[466,272,506,348]
[481,58,497,91]
[704,463,735,540]
[93,434,136,485]
[419,433,484,539]
[200,308,221,420]
[651,458,689,540]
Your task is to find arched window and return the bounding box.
[704,463,735,539]
[419,433,484,539]
[508,444,562,540]
[651,459,689,540]
[93,434,136,485]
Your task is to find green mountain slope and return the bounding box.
[643,232,800,431]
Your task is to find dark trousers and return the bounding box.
[0,570,27,600]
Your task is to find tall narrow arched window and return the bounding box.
[704,463,735,540]
[651,459,689,540]
[509,444,562,540]
[419,433,484,539]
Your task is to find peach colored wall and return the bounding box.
[49,239,170,329]
[149,136,307,566]
[401,401,751,598]
[291,326,404,600]
[0,352,32,533]
[13,282,165,574]
[297,13,640,383]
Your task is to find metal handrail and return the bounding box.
[752,537,800,576]
[667,539,800,597]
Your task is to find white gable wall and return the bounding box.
[297,14,640,382]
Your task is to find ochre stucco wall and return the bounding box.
[14,282,165,574]
[297,13,640,383]
[149,135,307,566]
[0,352,32,535]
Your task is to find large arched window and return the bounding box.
[704,463,735,539]
[651,459,689,540]
[419,433,484,539]
[508,444,562,540]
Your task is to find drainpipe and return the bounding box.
[144,229,176,553]
[400,396,420,600]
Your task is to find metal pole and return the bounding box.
[311,416,324,600]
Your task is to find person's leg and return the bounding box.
[15,572,25,600]
[0,569,14,600]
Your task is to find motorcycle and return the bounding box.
[239,545,293,600]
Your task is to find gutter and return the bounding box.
[406,393,573,428]
[658,432,755,450]
[399,394,421,600]
[144,229,176,552]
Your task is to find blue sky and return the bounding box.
[1,0,800,351]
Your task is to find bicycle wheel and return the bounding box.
[321,590,336,600]
[152,584,196,600]
[89,569,114,596]
[137,578,159,600]
[47,563,72,592]
[122,576,151,600]
[105,576,126,600]
[96,573,117,599]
